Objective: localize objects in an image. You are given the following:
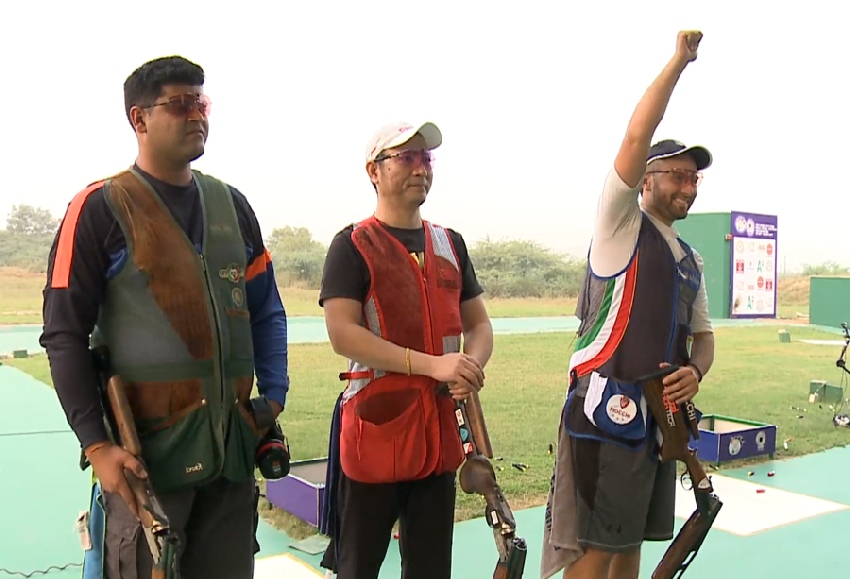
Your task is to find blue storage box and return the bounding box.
[695,414,777,466]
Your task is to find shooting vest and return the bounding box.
[337,216,465,484]
[89,168,259,493]
[564,213,702,451]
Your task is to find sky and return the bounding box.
[1,0,845,273]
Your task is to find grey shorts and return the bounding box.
[102,477,259,579]
[572,434,676,552]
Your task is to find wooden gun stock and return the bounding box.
[638,366,713,492]
[452,388,526,578]
[465,389,494,458]
[639,366,700,462]
[94,348,178,579]
[104,375,168,528]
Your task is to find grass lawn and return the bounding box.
[7,323,850,539]
[0,268,576,323]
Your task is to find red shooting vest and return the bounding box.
[338,216,465,484]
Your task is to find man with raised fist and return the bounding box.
[540,31,717,579]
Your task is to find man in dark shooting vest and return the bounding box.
[540,31,716,579]
[40,55,290,579]
[317,121,495,579]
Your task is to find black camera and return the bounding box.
[248,397,291,480]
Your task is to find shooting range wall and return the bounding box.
[809,276,850,328]
[675,212,732,319]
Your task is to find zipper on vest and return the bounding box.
[416,249,436,350]
[198,253,227,455]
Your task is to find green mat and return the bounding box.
[289,533,331,555]
[4,357,850,579]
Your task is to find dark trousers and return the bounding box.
[102,477,258,579]
[326,470,457,579]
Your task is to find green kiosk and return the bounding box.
[676,210,778,320]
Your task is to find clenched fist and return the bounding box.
[675,30,703,65]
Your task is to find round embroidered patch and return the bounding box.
[606,394,637,425]
[232,287,244,307]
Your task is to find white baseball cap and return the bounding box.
[364,121,443,163]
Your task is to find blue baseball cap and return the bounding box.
[647,139,713,170]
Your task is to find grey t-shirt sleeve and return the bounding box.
[588,166,644,278]
[689,248,713,334]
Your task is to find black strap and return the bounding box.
[250,397,275,431]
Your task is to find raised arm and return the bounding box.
[592,31,704,276]
[614,31,703,188]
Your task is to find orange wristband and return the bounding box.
[405,348,412,376]
[84,441,109,458]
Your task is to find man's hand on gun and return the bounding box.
[659,362,699,404]
[86,441,148,520]
[428,352,485,400]
[90,346,179,579]
[639,364,722,579]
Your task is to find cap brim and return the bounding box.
[383,121,443,152]
[650,145,713,171]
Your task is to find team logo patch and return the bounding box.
[231,288,244,307]
[606,394,637,425]
[219,263,244,284]
[463,442,474,454]
[455,409,465,426]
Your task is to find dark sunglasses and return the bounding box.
[375,149,435,168]
[143,94,212,118]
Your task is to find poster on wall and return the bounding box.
[729,211,778,318]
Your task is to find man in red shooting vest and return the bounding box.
[318,121,495,579]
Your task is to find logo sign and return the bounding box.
[606,395,637,425]
[685,401,697,422]
[756,430,766,452]
[663,394,678,427]
[729,437,743,456]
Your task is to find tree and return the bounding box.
[801,261,850,276]
[469,238,586,299]
[0,205,58,272]
[267,226,325,254]
[266,226,328,288]
[6,205,59,237]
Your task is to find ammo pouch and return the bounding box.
[582,371,649,442]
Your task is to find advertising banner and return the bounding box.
[730,211,778,318]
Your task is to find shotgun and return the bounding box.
[452,388,527,578]
[91,347,180,579]
[637,365,723,579]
